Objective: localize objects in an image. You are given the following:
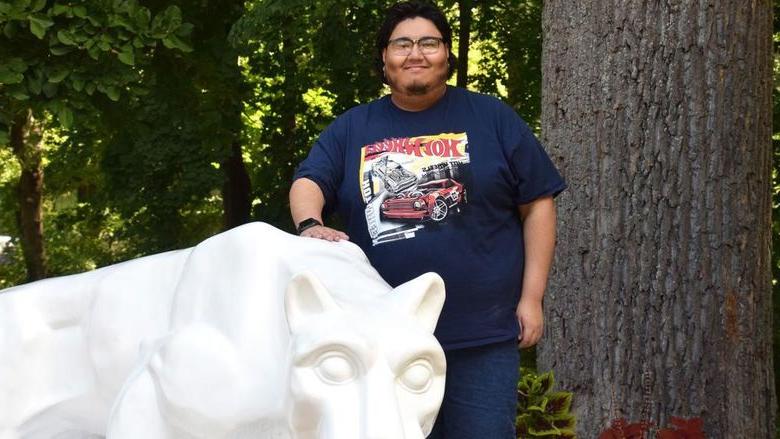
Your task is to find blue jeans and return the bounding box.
[427,340,520,439]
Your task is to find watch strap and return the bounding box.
[296,218,323,235]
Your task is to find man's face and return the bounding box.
[382,17,449,97]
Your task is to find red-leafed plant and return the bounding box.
[599,369,706,438]
[656,417,705,439]
[598,416,705,439]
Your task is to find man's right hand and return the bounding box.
[300,225,349,242]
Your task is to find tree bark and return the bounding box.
[10,109,47,282]
[215,0,252,231]
[222,140,251,229]
[540,1,774,438]
[456,0,472,88]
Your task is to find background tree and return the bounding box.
[449,0,543,124]
[0,0,192,280]
[96,0,250,255]
[230,0,383,229]
[539,1,775,437]
[454,0,471,88]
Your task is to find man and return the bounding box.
[289,1,565,437]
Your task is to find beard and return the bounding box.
[387,69,448,96]
[405,81,431,96]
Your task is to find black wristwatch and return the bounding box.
[296,218,323,235]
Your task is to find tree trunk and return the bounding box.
[539,1,774,438]
[258,19,301,228]
[215,0,251,231]
[222,140,251,229]
[10,110,47,282]
[456,0,472,88]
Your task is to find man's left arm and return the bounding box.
[517,195,557,348]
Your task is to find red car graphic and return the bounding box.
[380,178,465,222]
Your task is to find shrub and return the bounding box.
[516,368,576,438]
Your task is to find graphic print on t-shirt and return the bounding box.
[359,132,470,245]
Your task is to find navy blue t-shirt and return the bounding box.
[294,86,565,350]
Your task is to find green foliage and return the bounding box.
[72,0,246,256]
[230,0,383,228]
[0,146,23,288]
[470,0,542,127]
[98,92,228,255]
[516,369,576,438]
[0,0,193,128]
[0,0,196,282]
[0,239,25,289]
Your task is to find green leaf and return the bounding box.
[110,14,134,31]
[163,5,182,29]
[49,45,73,55]
[122,0,139,15]
[105,86,119,101]
[51,4,70,16]
[87,45,100,60]
[117,45,135,65]
[0,130,9,146]
[30,0,45,12]
[134,8,150,29]
[175,22,193,37]
[85,82,96,95]
[28,14,53,39]
[7,57,27,72]
[150,5,181,36]
[162,34,192,52]
[47,68,69,83]
[71,5,86,18]
[0,69,24,84]
[545,392,573,415]
[26,73,42,93]
[537,371,554,394]
[551,414,576,430]
[56,29,76,45]
[10,90,30,100]
[42,81,58,97]
[86,15,100,26]
[58,106,73,128]
[527,417,558,436]
[71,77,84,91]
[3,22,18,39]
[518,381,530,393]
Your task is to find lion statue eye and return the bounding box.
[315,353,356,385]
[399,360,433,393]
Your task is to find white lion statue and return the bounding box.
[0,222,446,439]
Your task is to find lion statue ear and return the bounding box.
[390,273,446,334]
[285,271,340,334]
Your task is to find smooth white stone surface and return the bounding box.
[0,222,446,439]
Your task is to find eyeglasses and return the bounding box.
[387,37,444,56]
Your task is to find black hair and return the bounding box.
[374,1,457,84]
